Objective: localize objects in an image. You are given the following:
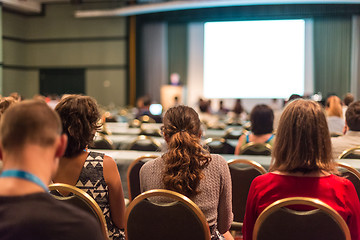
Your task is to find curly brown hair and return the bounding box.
[55,95,100,157]
[161,105,210,198]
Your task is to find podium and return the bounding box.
[160,85,184,110]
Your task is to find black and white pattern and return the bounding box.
[76,151,125,240]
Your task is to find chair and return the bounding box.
[91,134,114,150]
[228,159,267,233]
[129,119,142,128]
[204,137,235,154]
[125,189,211,240]
[253,197,351,240]
[336,162,360,200]
[338,146,360,159]
[223,128,244,140]
[127,135,162,151]
[127,155,158,201]
[48,183,109,240]
[138,115,156,123]
[139,124,162,137]
[239,142,272,156]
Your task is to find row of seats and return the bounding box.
[49,156,359,240]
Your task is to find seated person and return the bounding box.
[0,100,103,240]
[332,101,360,158]
[140,105,234,240]
[342,93,354,118]
[326,95,345,134]
[135,95,162,123]
[53,95,125,240]
[235,104,274,155]
[242,99,360,240]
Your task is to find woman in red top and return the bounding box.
[242,99,360,240]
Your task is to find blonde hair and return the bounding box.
[326,95,343,118]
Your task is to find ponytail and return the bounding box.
[161,106,210,198]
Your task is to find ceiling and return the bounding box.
[4,0,360,16]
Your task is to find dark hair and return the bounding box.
[250,104,274,135]
[346,101,360,131]
[161,105,210,197]
[233,99,244,114]
[270,99,335,173]
[55,95,100,157]
[0,100,62,150]
[343,93,354,106]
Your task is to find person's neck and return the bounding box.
[0,145,56,196]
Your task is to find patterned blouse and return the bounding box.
[76,151,125,240]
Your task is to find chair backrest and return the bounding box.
[228,159,267,223]
[139,124,162,137]
[127,155,158,201]
[139,115,156,123]
[338,146,360,159]
[48,183,109,240]
[253,197,351,240]
[337,162,360,200]
[239,142,272,156]
[204,137,235,154]
[330,132,343,137]
[91,137,114,150]
[127,135,161,151]
[223,128,244,140]
[125,189,211,240]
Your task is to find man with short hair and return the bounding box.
[0,100,103,240]
[332,101,360,159]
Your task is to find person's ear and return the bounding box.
[55,134,68,158]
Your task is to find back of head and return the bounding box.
[326,96,343,118]
[55,95,100,158]
[343,93,354,106]
[271,99,334,173]
[0,100,62,151]
[161,105,210,197]
[250,104,274,135]
[346,101,360,131]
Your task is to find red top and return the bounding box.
[242,173,360,240]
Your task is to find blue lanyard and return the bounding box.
[0,170,48,192]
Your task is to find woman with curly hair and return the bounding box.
[140,105,233,240]
[53,95,125,240]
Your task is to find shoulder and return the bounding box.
[209,154,228,167]
[140,156,162,176]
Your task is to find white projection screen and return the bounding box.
[203,19,305,99]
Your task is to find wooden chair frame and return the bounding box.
[125,189,211,240]
[338,146,360,159]
[253,197,351,240]
[336,162,360,180]
[228,159,267,233]
[48,183,109,240]
[228,159,267,174]
[126,155,158,201]
[239,142,272,155]
[127,135,162,151]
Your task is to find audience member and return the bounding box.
[235,104,274,155]
[140,105,234,240]
[53,95,125,240]
[343,93,355,117]
[326,95,345,134]
[218,100,229,115]
[0,97,16,118]
[242,99,360,240]
[0,100,103,240]
[135,95,162,123]
[332,101,360,158]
